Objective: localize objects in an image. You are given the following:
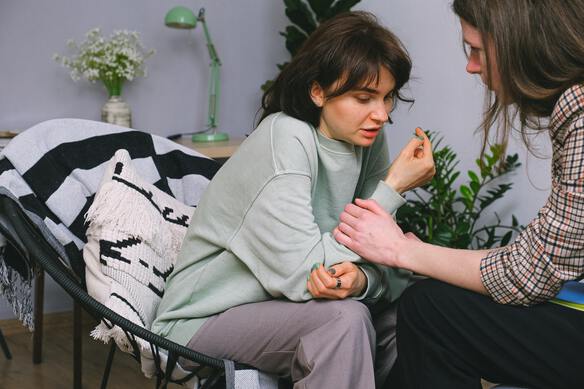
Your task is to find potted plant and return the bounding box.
[54,28,155,128]
[262,0,362,91]
[396,133,524,249]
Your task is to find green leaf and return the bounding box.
[468,170,479,183]
[512,215,518,227]
[447,171,460,187]
[500,231,513,246]
[284,0,317,35]
[280,26,308,56]
[260,79,274,92]
[455,221,471,234]
[470,181,480,194]
[431,228,453,247]
[308,0,335,20]
[460,185,472,201]
[325,0,362,18]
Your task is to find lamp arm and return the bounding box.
[198,9,222,66]
[198,8,221,130]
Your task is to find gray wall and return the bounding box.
[0,0,551,319]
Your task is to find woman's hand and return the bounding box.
[307,261,367,299]
[385,127,435,193]
[334,198,415,267]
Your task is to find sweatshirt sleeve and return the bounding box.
[227,172,406,302]
[358,128,405,212]
[353,129,411,304]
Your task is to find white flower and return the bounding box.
[54,27,154,95]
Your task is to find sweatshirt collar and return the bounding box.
[316,129,356,154]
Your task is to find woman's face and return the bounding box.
[460,18,501,95]
[310,66,396,147]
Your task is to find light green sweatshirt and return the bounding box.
[152,112,411,345]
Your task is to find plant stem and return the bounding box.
[102,77,123,97]
[470,224,522,239]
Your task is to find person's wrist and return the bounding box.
[384,174,405,194]
[352,268,368,296]
[393,237,415,270]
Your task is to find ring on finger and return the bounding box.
[335,277,342,289]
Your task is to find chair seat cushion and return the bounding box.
[83,149,194,353]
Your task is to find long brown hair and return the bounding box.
[452,0,584,159]
[260,11,412,128]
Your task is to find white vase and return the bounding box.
[101,95,132,128]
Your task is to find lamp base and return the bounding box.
[192,132,229,142]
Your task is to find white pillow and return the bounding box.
[83,149,194,353]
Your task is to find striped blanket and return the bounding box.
[0,118,218,330]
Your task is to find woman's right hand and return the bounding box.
[334,198,409,267]
[385,127,435,193]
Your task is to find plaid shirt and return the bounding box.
[481,84,584,306]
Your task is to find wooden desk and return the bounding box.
[174,137,244,159]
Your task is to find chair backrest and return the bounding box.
[0,193,227,388]
[0,119,282,388]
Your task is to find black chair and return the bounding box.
[0,328,11,359]
[0,193,227,389]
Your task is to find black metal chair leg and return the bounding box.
[73,301,82,389]
[0,329,12,359]
[33,270,44,364]
[100,342,116,389]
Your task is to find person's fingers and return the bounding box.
[416,127,433,156]
[338,213,359,233]
[338,210,359,228]
[328,261,355,277]
[354,198,387,216]
[343,203,365,218]
[337,221,358,239]
[309,266,336,297]
[308,272,327,298]
[405,231,422,242]
[400,134,424,156]
[315,265,337,289]
[333,227,353,247]
[307,278,316,296]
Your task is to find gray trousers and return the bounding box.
[183,298,398,389]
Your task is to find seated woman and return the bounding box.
[152,11,434,388]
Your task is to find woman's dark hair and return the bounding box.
[260,11,412,128]
[452,0,584,158]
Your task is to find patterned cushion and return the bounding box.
[83,149,194,353]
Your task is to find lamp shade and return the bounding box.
[165,6,197,29]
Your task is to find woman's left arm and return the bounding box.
[308,128,435,301]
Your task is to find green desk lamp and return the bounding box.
[165,6,229,142]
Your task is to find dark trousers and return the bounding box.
[391,279,584,389]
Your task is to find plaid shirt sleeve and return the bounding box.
[480,85,584,306]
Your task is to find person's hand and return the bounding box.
[334,198,411,267]
[385,127,435,193]
[307,261,367,299]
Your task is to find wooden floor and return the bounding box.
[0,311,155,389]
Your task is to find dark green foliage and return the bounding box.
[284,0,316,40]
[262,0,362,91]
[395,132,524,249]
[281,25,308,58]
